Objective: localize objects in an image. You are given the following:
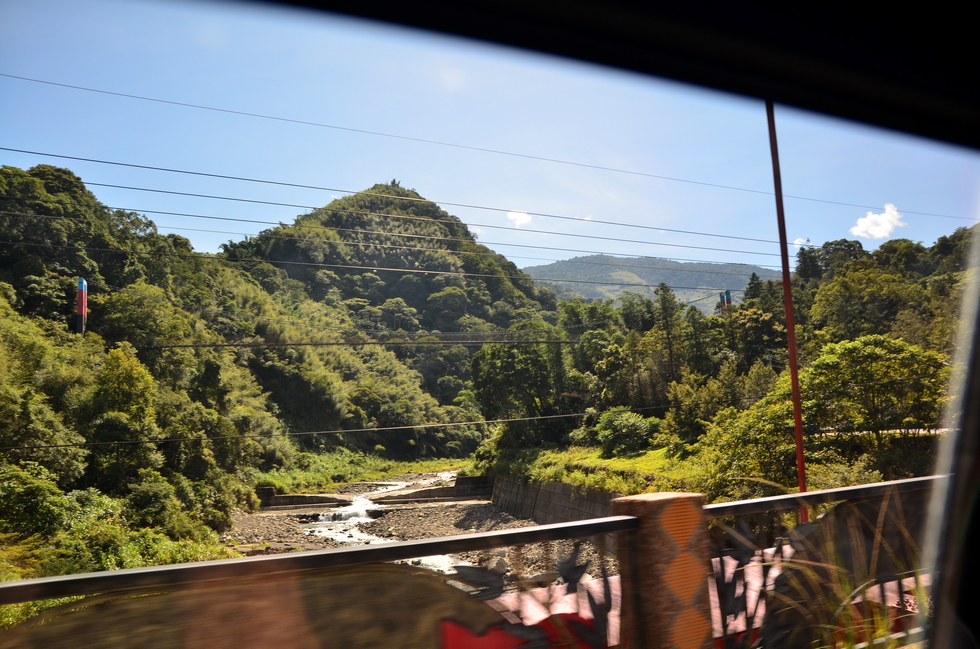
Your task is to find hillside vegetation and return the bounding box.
[474,230,970,501]
[0,165,555,589]
[523,254,781,308]
[0,163,972,592]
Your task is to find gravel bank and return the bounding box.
[220,509,344,553]
[224,473,617,579]
[333,474,453,495]
[361,503,619,578]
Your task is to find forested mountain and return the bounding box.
[474,227,974,501]
[1,167,546,463]
[0,165,557,569]
[522,255,781,308]
[221,182,558,408]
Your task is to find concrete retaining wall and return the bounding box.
[455,475,495,498]
[372,476,495,503]
[491,474,619,525]
[372,486,457,502]
[255,487,350,508]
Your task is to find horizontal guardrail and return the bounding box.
[703,474,945,518]
[0,515,639,606]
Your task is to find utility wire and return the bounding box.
[83,278,615,340]
[0,198,785,270]
[0,208,781,279]
[0,147,791,244]
[0,410,613,451]
[136,340,577,348]
[0,239,746,294]
[16,180,783,258]
[0,77,972,221]
[0,385,943,451]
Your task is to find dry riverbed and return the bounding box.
[221,474,617,578]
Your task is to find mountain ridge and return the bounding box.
[522,254,782,310]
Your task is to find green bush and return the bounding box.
[596,410,655,458]
[123,470,214,542]
[568,426,599,447]
[0,463,72,539]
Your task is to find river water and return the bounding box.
[300,471,465,573]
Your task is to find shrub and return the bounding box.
[568,425,599,447]
[0,462,72,539]
[123,470,214,542]
[596,410,654,458]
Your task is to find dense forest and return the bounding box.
[0,163,971,589]
[0,165,557,586]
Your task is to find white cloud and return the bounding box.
[850,203,906,239]
[583,215,593,221]
[471,227,485,238]
[793,237,808,247]
[506,210,532,228]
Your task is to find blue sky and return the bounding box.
[2,0,979,274]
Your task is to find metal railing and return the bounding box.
[704,475,943,648]
[702,475,944,518]
[0,515,638,606]
[0,474,946,649]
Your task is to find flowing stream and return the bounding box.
[300,471,465,573]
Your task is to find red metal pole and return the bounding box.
[765,100,808,520]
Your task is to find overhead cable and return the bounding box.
[82,277,617,338]
[17,180,782,258]
[0,410,613,451]
[0,147,790,243]
[136,340,577,348]
[0,198,785,269]
[0,239,746,294]
[0,207,783,278]
[0,77,971,221]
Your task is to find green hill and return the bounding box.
[522,254,781,310]
[0,165,561,544]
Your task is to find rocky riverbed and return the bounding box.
[361,502,619,578]
[221,508,345,553]
[221,474,618,578]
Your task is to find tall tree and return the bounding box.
[810,268,929,341]
[653,283,683,384]
[804,335,948,445]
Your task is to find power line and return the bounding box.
[0,386,944,452]
[199,224,778,277]
[0,198,784,270]
[0,77,972,222]
[0,410,608,451]
[0,208,781,279]
[17,179,782,258]
[0,239,746,294]
[0,147,790,244]
[136,340,577,348]
[82,277,616,339]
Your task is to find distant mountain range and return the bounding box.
[522,255,782,311]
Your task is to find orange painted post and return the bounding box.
[612,492,713,649]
